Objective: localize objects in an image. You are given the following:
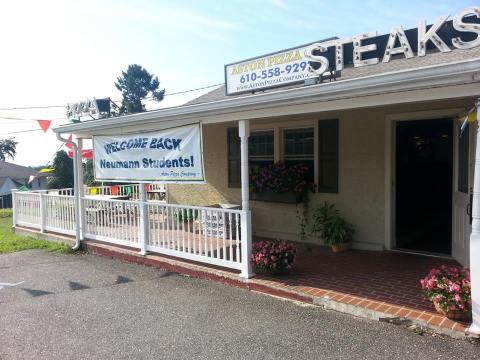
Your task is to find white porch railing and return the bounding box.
[147,203,243,270]
[83,197,140,247]
[14,192,76,235]
[12,191,248,273]
[46,183,165,200]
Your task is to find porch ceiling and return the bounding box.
[54,58,480,138]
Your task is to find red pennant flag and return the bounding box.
[37,120,52,132]
[82,149,93,160]
[67,149,93,160]
[65,134,73,149]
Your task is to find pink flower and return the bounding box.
[449,283,460,293]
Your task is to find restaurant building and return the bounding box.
[12,7,480,334]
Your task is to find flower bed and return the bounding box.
[251,240,296,274]
[420,265,471,319]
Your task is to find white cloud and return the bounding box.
[271,0,287,9]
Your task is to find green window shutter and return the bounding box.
[227,127,241,188]
[318,119,339,193]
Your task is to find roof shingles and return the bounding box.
[187,46,480,106]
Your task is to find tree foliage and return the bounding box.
[114,64,165,115]
[83,159,96,186]
[0,137,18,161]
[48,150,74,189]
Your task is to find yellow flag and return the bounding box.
[468,110,477,123]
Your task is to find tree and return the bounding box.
[114,64,165,115]
[0,137,17,161]
[48,150,74,189]
[83,159,96,186]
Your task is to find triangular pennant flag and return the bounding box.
[468,110,477,123]
[39,168,54,173]
[67,149,93,160]
[82,149,93,159]
[37,120,52,132]
[65,134,73,149]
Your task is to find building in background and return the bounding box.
[0,161,48,208]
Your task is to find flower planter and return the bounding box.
[331,242,352,253]
[433,299,471,320]
[251,192,301,204]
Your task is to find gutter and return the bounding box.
[53,58,480,135]
[55,133,81,250]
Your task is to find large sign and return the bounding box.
[93,124,205,183]
[66,98,111,119]
[225,6,480,95]
[225,39,337,96]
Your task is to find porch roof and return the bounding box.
[54,48,480,137]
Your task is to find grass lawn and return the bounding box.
[0,209,72,254]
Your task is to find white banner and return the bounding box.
[93,123,205,182]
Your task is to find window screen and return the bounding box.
[249,131,274,170]
[283,128,315,183]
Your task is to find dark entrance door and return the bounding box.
[395,119,453,255]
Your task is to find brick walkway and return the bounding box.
[15,226,473,337]
[260,246,458,311]
[253,246,470,334]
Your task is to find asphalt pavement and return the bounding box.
[0,250,478,360]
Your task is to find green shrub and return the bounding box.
[0,209,13,218]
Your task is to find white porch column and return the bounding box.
[77,138,85,240]
[469,98,480,336]
[239,119,254,278]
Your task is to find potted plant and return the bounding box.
[420,265,471,320]
[309,202,354,252]
[251,239,297,275]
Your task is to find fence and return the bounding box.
[12,191,249,274]
[47,183,166,200]
[0,193,12,209]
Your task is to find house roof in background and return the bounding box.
[0,161,36,182]
[0,176,24,188]
[187,46,480,106]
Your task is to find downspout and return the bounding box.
[56,133,81,250]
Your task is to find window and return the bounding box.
[458,123,469,194]
[227,128,274,188]
[283,128,314,182]
[249,131,274,171]
[227,127,241,188]
[318,119,339,193]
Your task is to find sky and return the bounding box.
[0,0,477,167]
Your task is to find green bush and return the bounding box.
[0,209,13,218]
